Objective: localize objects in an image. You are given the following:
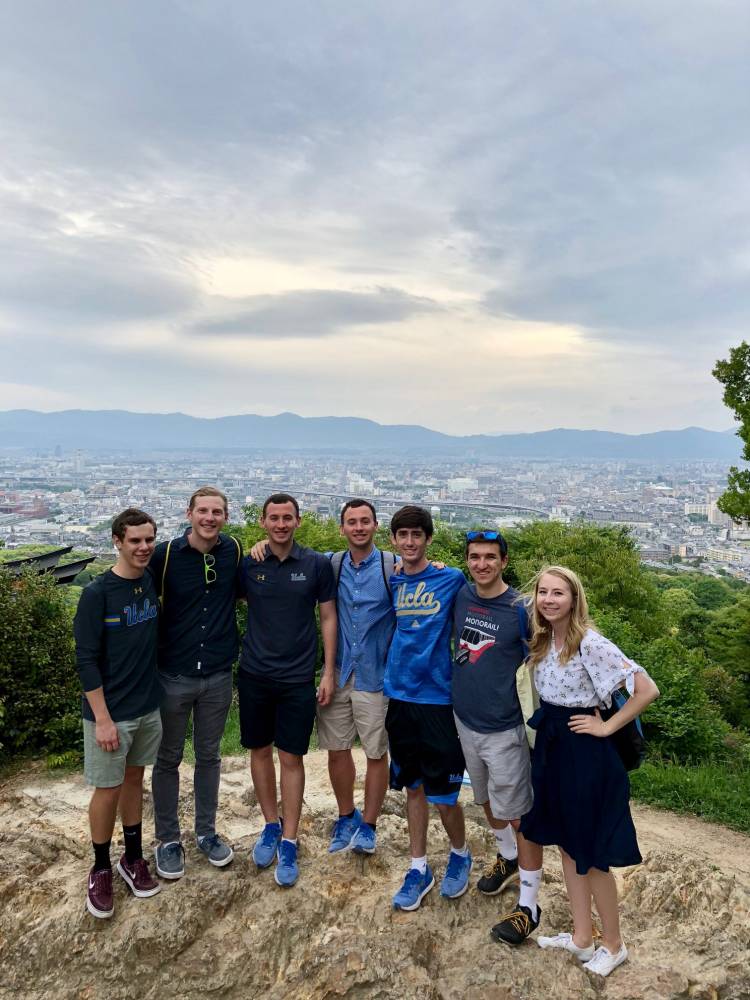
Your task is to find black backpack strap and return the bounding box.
[380,550,396,594]
[330,550,345,586]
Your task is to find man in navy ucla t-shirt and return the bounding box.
[383,505,469,911]
[74,507,162,921]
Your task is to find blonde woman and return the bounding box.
[518,566,659,978]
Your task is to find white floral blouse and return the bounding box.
[533,628,646,709]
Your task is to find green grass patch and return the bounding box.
[631,760,750,834]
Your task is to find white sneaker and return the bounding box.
[537,931,595,961]
[583,944,628,977]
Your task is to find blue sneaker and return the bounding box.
[274,840,299,887]
[351,823,376,855]
[328,808,362,853]
[440,850,473,899]
[392,865,435,911]
[252,822,282,869]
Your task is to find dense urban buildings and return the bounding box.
[0,449,746,581]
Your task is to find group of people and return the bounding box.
[73,487,659,979]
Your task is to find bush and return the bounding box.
[0,568,81,760]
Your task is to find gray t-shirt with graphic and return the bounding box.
[451,584,526,733]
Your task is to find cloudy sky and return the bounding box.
[1,1,748,435]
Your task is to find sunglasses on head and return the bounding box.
[466,530,508,553]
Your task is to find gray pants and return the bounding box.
[152,670,233,843]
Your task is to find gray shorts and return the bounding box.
[316,673,388,759]
[454,714,533,821]
[83,709,163,788]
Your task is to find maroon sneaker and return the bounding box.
[116,855,161,898]
[86,866,114,919]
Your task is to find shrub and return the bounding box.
[0,568,81,760]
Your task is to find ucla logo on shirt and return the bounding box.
[395,581,441,617]
[291,572,307,582]
[123,597,157,628]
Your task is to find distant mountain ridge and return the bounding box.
[0,409,740,461]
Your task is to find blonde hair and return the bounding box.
[525,565,596,667]
[188,486,229,517]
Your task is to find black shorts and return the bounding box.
[238,672,317,756]
[385,699,466,805]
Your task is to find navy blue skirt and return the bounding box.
[519,700,642,875]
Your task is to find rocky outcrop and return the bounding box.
[1,752,748,1000]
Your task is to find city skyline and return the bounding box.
[2,3,747,434]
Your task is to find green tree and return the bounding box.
[0,568,81,759]
[713,341,750,519]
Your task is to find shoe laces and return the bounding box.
[445,852,467,880]
[402,867,426,889]
[498,908,532,936]
[483,856,507,878]
[165,842,185,861]
[199,833,220,850]
[92,867,112,889]
[278,840,297,865]
[260,824,281,847]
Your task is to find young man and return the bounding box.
[318,499,396,855]
[452,529,544,945]
[74,507,162,919]
[149,487,243,879]
[239,493,337,887]
[384,505,469,911]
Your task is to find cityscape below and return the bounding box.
[0,447,745,583]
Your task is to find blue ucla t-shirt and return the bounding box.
[384,565,466,704]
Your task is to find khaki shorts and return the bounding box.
[83,709,163,788]
[454,714,533,821]
[316,673,388,759]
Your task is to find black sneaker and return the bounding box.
[477,854,519,895]
[490,904,541,946]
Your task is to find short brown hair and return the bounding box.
[188,486,229,517]
[262,493,300,517]
[111,507,157,541]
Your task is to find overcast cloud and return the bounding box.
[1,0,748,433]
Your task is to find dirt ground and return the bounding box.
[1,750,748,1000]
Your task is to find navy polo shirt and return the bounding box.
[149,530,244,677]
[239,542,336,684]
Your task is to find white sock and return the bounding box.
[518,867,543,920]
[281,837,297,846]
[451,843,470,858]
[410,855,427,873]
[494,825,518,860]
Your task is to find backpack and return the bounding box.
[600,689,646,772]
[513,598,539,749]
[329,548,397,598]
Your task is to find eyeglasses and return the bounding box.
[466,530,508,553]
[203,552,217,585]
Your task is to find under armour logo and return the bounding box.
[133,587,143,595]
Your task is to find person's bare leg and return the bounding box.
[514,826,543,871]
[118,765,145,825]
[250,745,279,823]
[89,785,121,843]
[560,848,594,948]
[363,754,389,825]
[327,749,356,815]
[435,802,465,850]
[406,786,429,857]
[278,750,305,840]
[590,867,623,953]
[483,801,507,831]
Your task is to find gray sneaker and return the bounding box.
[196,833,234,868]
[155,841,185,880]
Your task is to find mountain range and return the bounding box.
[0,409,740,461]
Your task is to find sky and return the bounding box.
[1,0,748,436]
